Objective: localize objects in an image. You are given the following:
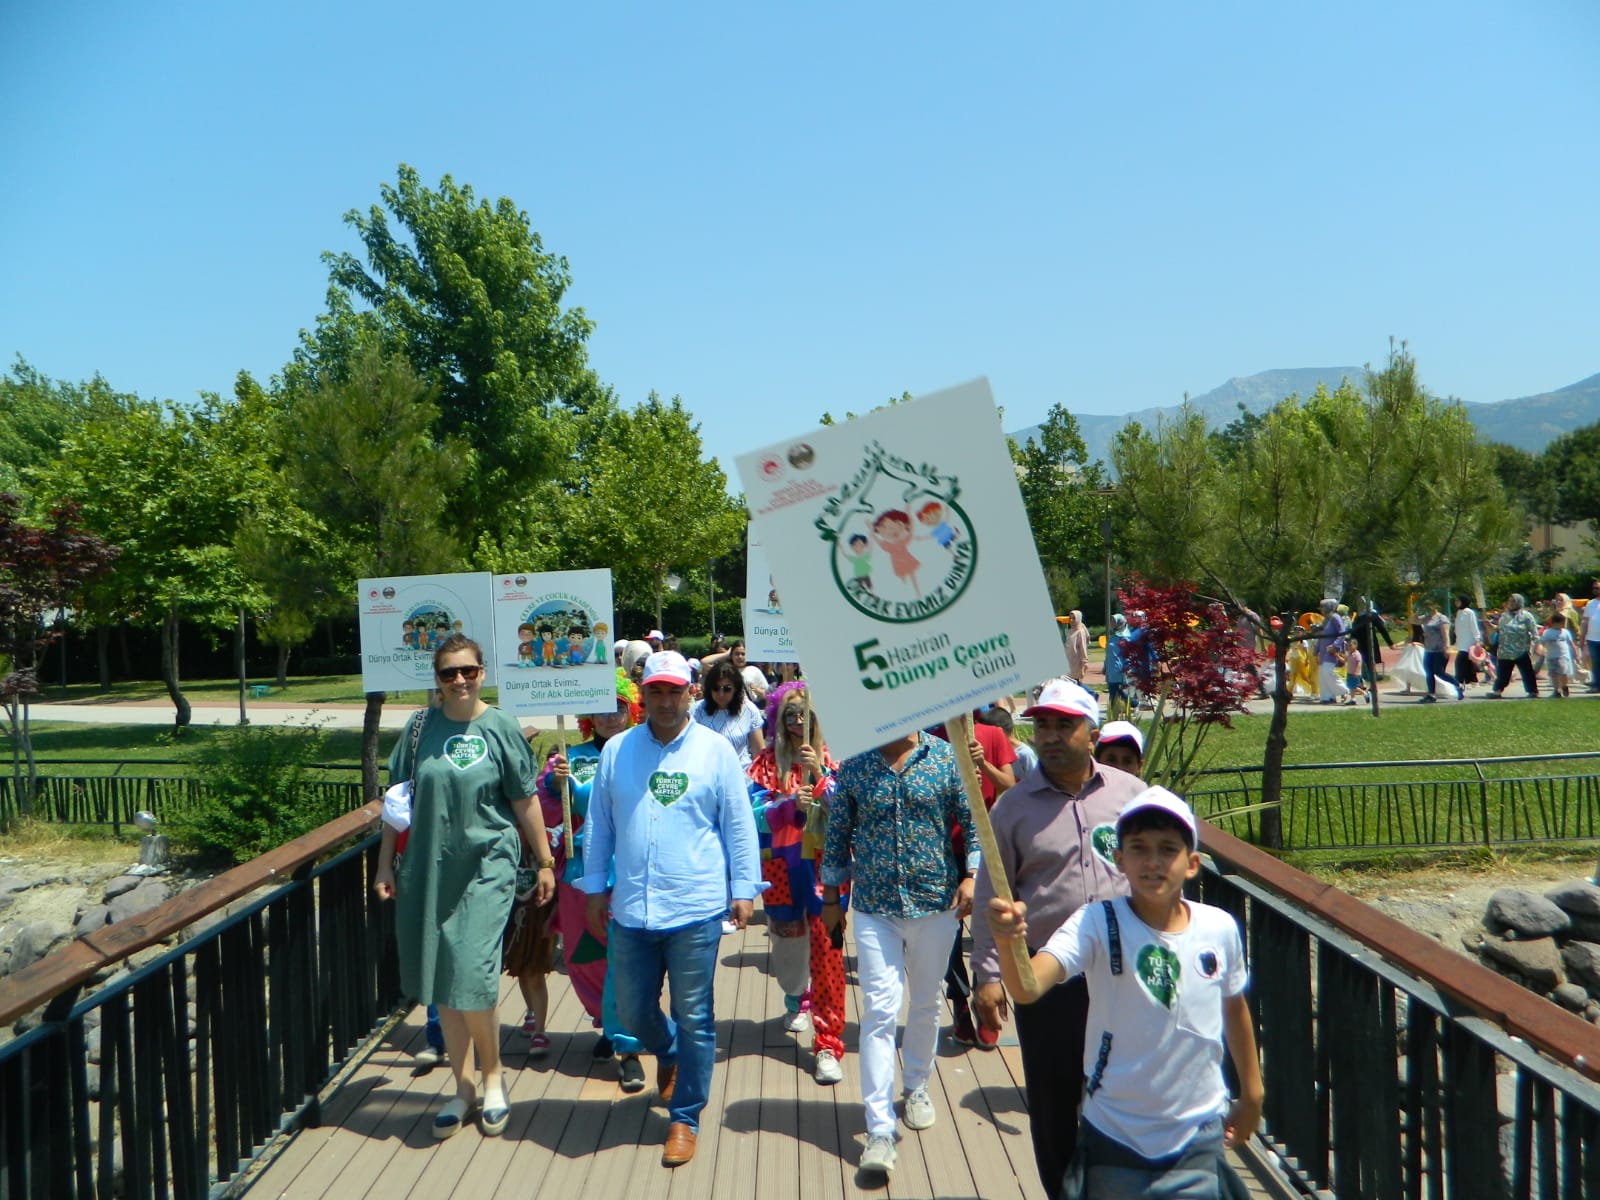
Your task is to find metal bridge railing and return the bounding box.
[1190,752,1600,852]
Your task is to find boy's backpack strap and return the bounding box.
[1101,899,1122,976]
[1086,1031,1114,1097]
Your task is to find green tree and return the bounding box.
[274,344,468,797]
[582,395,747,629]
[1010,403,1112,617]
[0,359,123,501]
[32,393,272,728]
[293,164,609,544]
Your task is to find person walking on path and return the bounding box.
[536,669,647,1085]
[969,678,1145,1198]
[1061,610,1090,683]
[580,650,765,1167]
[1582,583,1600,691]
[745,681,848,1084]
[1419,600,1464,702]
[372,635,557,1140]
[985,788,1264,1198]
[1314,599,1349,704]
[822,727,978,1178]
[1489,593,1541,699]
[1454,595,1485,688]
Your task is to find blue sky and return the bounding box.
[3,2,1596,475]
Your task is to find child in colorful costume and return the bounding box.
[745,680,849,1084]
[536,669,649,1088]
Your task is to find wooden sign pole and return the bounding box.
[949,711,1036,993]
[555,714,572,845]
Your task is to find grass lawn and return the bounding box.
[30,675,457,708]
[10,722,378,773]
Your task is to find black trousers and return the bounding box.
[1493,652,1538,696]
[1014,973,1090,1199]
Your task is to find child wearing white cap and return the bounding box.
[986,787,1264,1197]
[1092,720,1144,776]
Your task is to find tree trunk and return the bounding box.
[362,691,386,802]
[653,565,665,632]
[235,608,249,726]
[96,624,111,692]
[118,620,133,676]
[1258,631,1289,850]
[325,617,337,656]
[160,608,192,730]
[276,642,290,689]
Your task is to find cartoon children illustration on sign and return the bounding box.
[871,509,921,597]
[567,626,587,665]
[917,500,958,551]
[588,622,610,663]
[844,534,873,593]
[540,627,556,666]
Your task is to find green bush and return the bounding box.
[1480,570,1597,605]
[167,720,341,864]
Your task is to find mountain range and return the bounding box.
[1009,368,1600,467]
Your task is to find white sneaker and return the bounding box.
[783,1008,812,1034]
[814,1049,842,1084]
[859,1134,897,1174]
[414,1045,444,1068]
[903,1085,936,1130]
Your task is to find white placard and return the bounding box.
[358,572,495,692]
[489,569,616,716]
[736,378,1066,761]
[743,534,797,663]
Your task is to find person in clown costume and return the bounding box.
[745,680,849,1085]
[537,669,650,1092]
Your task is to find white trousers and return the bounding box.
[1318,662,1348,702]
[853,908,957,1138]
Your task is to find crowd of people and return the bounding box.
[370,627,1264,1198]
[1252,585,1600,705]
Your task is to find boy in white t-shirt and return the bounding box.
[986,787,1263,1199]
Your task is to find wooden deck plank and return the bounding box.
[243,921,1047,1200]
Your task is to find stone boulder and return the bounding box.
[1485,889,1570,938]
[106,880,170,927]
[1551,982,1590,1012]
[101,875,143,902]
[74,904,111,939]
[5,920,71,975]
[1560,941,1600,994]
[1480,935,1565,990]
[1546,879,1600,919]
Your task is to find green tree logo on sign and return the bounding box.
[815,441,977,624]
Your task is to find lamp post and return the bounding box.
[1101,518,1114,632]
[707,558,717,639]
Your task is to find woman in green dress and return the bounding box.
[373,634,556,1139]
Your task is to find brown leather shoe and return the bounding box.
[662,1121,696,1166]
[656,1060,677,1106]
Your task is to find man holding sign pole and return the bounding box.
[821,730,978,1177]
[969,677,1141,1197]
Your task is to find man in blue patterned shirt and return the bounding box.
[821,728,979,1178]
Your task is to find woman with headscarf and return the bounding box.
[1489,593,1541,699]
[1061,610,1090,683]
[536,669,649,1089]
[372,634,556,1139]
[745,681,847,1084]
[1104,613,1131,713]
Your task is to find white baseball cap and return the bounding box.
[641,650,693,688]
[1116,786,1197,849]
[1097,720,1144,754]
[1022,678,1101,727]
[646,628,666,641]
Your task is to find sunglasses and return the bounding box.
[712,682,736,692]
[436,664,483,682]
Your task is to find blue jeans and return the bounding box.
[599,922,643,1056]
[1588,641,1600,688]
[1079,1116,1224,1199]
[607,914,722,1132]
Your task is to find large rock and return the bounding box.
[1546,879,1600,919]
[101,875,142,902]
[1561,941,1600,994]
[6,920,71,975]
[74,905,111,938]
[1551,982,1591,1012]
[1486,890,1570,938]
[106,880,169,927]
[1480,935,1565,990]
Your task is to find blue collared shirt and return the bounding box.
[579,717,765,930]
[821,732,980,919]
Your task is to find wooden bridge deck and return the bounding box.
[242,920,1270,1200]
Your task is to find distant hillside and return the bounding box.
[1011,368,1600,466]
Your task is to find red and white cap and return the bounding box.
[646,628,666,641]
[1097,719,1144,753]
[1022,678,1101,726]
[1116,786,1198,848]
[641,650,693,687]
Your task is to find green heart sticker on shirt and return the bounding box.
[444,734,489,771]
[649,770,690,806]
[1090,823,1119,867]
[1136,943,1181,1009]
[572,759,598,785]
